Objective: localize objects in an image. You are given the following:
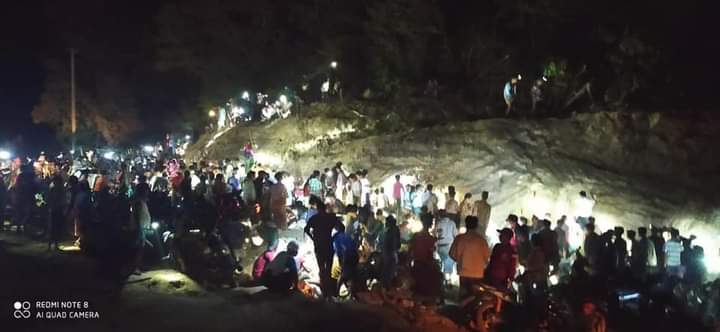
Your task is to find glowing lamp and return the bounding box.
[0,150,11,160]
[549,274,559,286]
[151,222,160,230]
[330,61,338,69]
[208,109,217,118]
[251,235,264,247]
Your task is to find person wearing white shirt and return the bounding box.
[360,171,371,206]
[574,191,596,231]
[435,211,458,280]
[423,184,439,215]
[445,187,460,226]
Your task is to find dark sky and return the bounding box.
[1,0,718,156]
[0,2,54,155]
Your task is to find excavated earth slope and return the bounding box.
[188,107,720,258]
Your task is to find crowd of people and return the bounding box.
[0,151,715,331]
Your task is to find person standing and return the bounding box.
[304,202,343,298]
[47,175,67,251]
[242,171,257,204]
[227,167,241,193]
[382,215,401,290]
[631,227,656,279]
[613,227,628,273]
[458,193,473,229]
[472,191,492,238]
[350,174,362,206]
[504,77,518,116]
[423,184,439,216]
[359,170,371,206]
[409,215,440,298]
[450,216,491,298]
[130,183,152,275]
[485,228,517,290]
[434,211,458,282]
[531,79,544,113]
[444,186,460,227]
[664,228,685,280]
[574,191,596,231]
[308,170,323,200]
[582,223,602,275]
[392,175,404,214]
[556,216,570,258]
[650,227,666,272]
[270,172,289,229]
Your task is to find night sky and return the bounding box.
[1,0,718,156]
[1,2,54,155]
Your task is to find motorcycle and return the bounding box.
[460,283,514,332]
[163,225,240,288]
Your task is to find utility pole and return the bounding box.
[69,48,77,153]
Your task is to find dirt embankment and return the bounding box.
[188,104,720,250]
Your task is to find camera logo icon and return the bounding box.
[13,301,31,319]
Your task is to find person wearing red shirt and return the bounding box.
[485,228,518,290]
[410,216,441,298]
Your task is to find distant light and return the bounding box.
[618,292,640,301]
[0,150,11,160]
[185,135,191,140]
[70,149,75,155]
[157,271,184,283]
[242,91,250,100]
[151,222,160,230]
[208,109,217,118]
[59,245,81,252]
[189,228,201,234]
[143,145,154,153]
[330,61,338,69]
[102,151,115,160]
[542,76,548,82]
[251,235,264,247]
[549,274,559,286]
[517,74,523,80]
[279,95,288,104]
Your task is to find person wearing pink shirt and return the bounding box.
[392,175,404,214]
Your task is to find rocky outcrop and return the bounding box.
[188,108,720,255]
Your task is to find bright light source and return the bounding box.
[189,228,201,234]
[0,150,11,160]
[542,76,548,82]
[143,145,154,153]
[278,95,288,104]
[185,135,191,140]
[208,109,217,118]
[157,271,184,283]
[70,149,75,155]
[102,151,115,160]
[59,245,81,252]
[517,74,523,80]
[618,292,640,301]
[151,222,160,230]
[242,91,250,100]
[549,274,559,286]
[251,235,264,247]
[330,61,338,69]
